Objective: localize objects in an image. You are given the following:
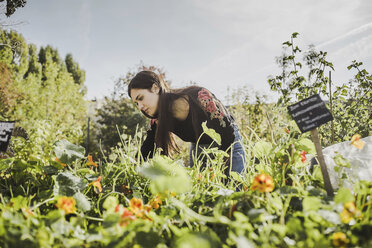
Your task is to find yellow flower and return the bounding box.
[340,201,361,224]
[250,173,275,193]
[129,197,146,217]
[55,157,67,168]
[332,232,349,248]
[86,155,98,167]
[129,197,143,210]
[90,176,102,193]
[55,196,76,214]
[351,134,365,149]
[149,195,162,210]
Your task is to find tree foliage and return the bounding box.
[0,0,27,17]
[0,28,87,144]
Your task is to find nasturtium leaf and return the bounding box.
[317,210,341,225]
[303,196,321,211]
[10,195,27,210]
[103,214,120,228]
[202,122,221,146]
[297,138,316,154]
[286,217,302,234]
[174,231,221,248]
[73,192,91,212]
[278,186,299,195]
[252,140,272,158]
[247,208,266,221]
[333,155,351,168]
[54,139,85,164]
[0,158,13,171]
[53,171,87,197]
[12,159,27,171]
[103,196,118,212]
[138,155,192,195]
[334,188,354,204]
[42,166,59,175]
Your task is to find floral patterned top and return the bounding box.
[140,86,236,159]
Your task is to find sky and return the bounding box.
[2,0,372,102]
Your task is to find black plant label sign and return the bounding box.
[288,94,333,133]
[0,121,15,152]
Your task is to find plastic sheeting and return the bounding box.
[313,136,372,189]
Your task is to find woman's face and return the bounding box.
[130,85,160,118]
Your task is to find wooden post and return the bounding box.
[311,128,334,197]
[85,117,90,156]
[329,71,334,143]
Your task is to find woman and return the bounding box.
[128,70,246,177]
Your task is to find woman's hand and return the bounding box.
[150,119,158,125]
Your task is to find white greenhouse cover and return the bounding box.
[321,136,372,189]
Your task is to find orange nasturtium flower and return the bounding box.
[119,207,137,227]
[332,232,349,248]
[351,134,365,149]
[86,155,98,167]
[55,157,67,168]
[340,201,361,224]
[56,196,76,214]
[149,195,162,210]
[250,173,275,193]
[90,176,102,193]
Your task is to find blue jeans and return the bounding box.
[189,125,246,174]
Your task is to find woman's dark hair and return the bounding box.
[128,71,207,157]
[128,71,170,98]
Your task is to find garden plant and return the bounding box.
[0,32,371,247]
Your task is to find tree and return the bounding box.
[0,28,87,145]
[0,0,27,17]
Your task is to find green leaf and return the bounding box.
[291,32,299,38]
[103,196,118,212]
[253,140,272,158]
[73,192,91,212]
[138,156,192,195]
[333,155,350,168]
[10,195,28,210]
[53,171,87,197]
[0,158,13,171]
[174,231,221,248]
[278,186,299,195]
[201,122,221,145]
[54,139,85,164]
[334,188,354,204]
[303,196,321,211]
[297,138,316,154]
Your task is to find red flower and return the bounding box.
[205,100,217,113]
[301,151,307,163]
[198,88,212,101]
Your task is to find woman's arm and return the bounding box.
[140,121,157,160]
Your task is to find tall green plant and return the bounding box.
[268,33,371,145]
